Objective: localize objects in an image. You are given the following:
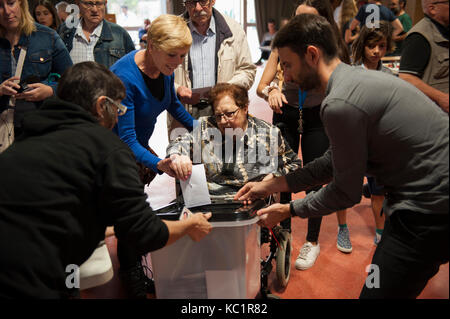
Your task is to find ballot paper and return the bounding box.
[180,164,211,208]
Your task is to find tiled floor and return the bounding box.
[80,63,449,299]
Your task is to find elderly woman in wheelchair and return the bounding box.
[166,83,301,292]
[167,83,301,197]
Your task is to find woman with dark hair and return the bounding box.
[256,0,352,272]
[33,0,61,31]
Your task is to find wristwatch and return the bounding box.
[262,81,280,99]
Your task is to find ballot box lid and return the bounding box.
[155,199,265,222]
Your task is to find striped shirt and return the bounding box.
[70,20,103,65]
[188,16,216,89]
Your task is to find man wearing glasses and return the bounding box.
[399,0,449,113]
[0,62,212,298]
[59,0,135,67]
[170,0,256,136]
[58,0,136,299]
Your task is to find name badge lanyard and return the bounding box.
[9,47,27,107]
[298,89,307,134]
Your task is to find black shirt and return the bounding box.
[399,16,450,78]
[139,70,165,101]
[0,98,169,298]
[355,4,397,27]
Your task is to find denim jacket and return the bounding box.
[0,23,73,111]
[59,19,136,68]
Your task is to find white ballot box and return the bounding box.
[151,201,263,299]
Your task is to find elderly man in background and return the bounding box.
[59,0,135,67]
[169,0,256,136]
[399,0,449,113]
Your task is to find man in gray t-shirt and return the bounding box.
[235,14,449,299]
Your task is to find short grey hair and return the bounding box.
[55,1,69,11]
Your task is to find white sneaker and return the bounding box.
[295,242,320,270]
[374,232,382,245]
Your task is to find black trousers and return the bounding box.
[272,105,299,231]
[117,240,141,269]
[300,106,330,243]
[273,105,329,239]
[272,104,300,154]
[360,210,449,298]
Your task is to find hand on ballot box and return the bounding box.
[180,207,212,242]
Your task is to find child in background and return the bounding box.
[351,21,395,245]
[352,20,395,74]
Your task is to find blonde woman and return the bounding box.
[0,0,71,113]
[110,14,195,299]
[111,14,194,180]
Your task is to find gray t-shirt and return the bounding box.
[287,63,449,218]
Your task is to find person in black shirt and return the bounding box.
[0,62,212,299]
[349,0,403,38]
[399,0,449,113]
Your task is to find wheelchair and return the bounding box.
[258,121,296,298]
[259,192,292,299]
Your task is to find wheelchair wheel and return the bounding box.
[276,229,291,288]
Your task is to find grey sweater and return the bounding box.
[287,63,448,218]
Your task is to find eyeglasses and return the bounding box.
[105,96,127,116]
[183,0,211,9]
[214,108,240,122]
[80,1,106,9]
